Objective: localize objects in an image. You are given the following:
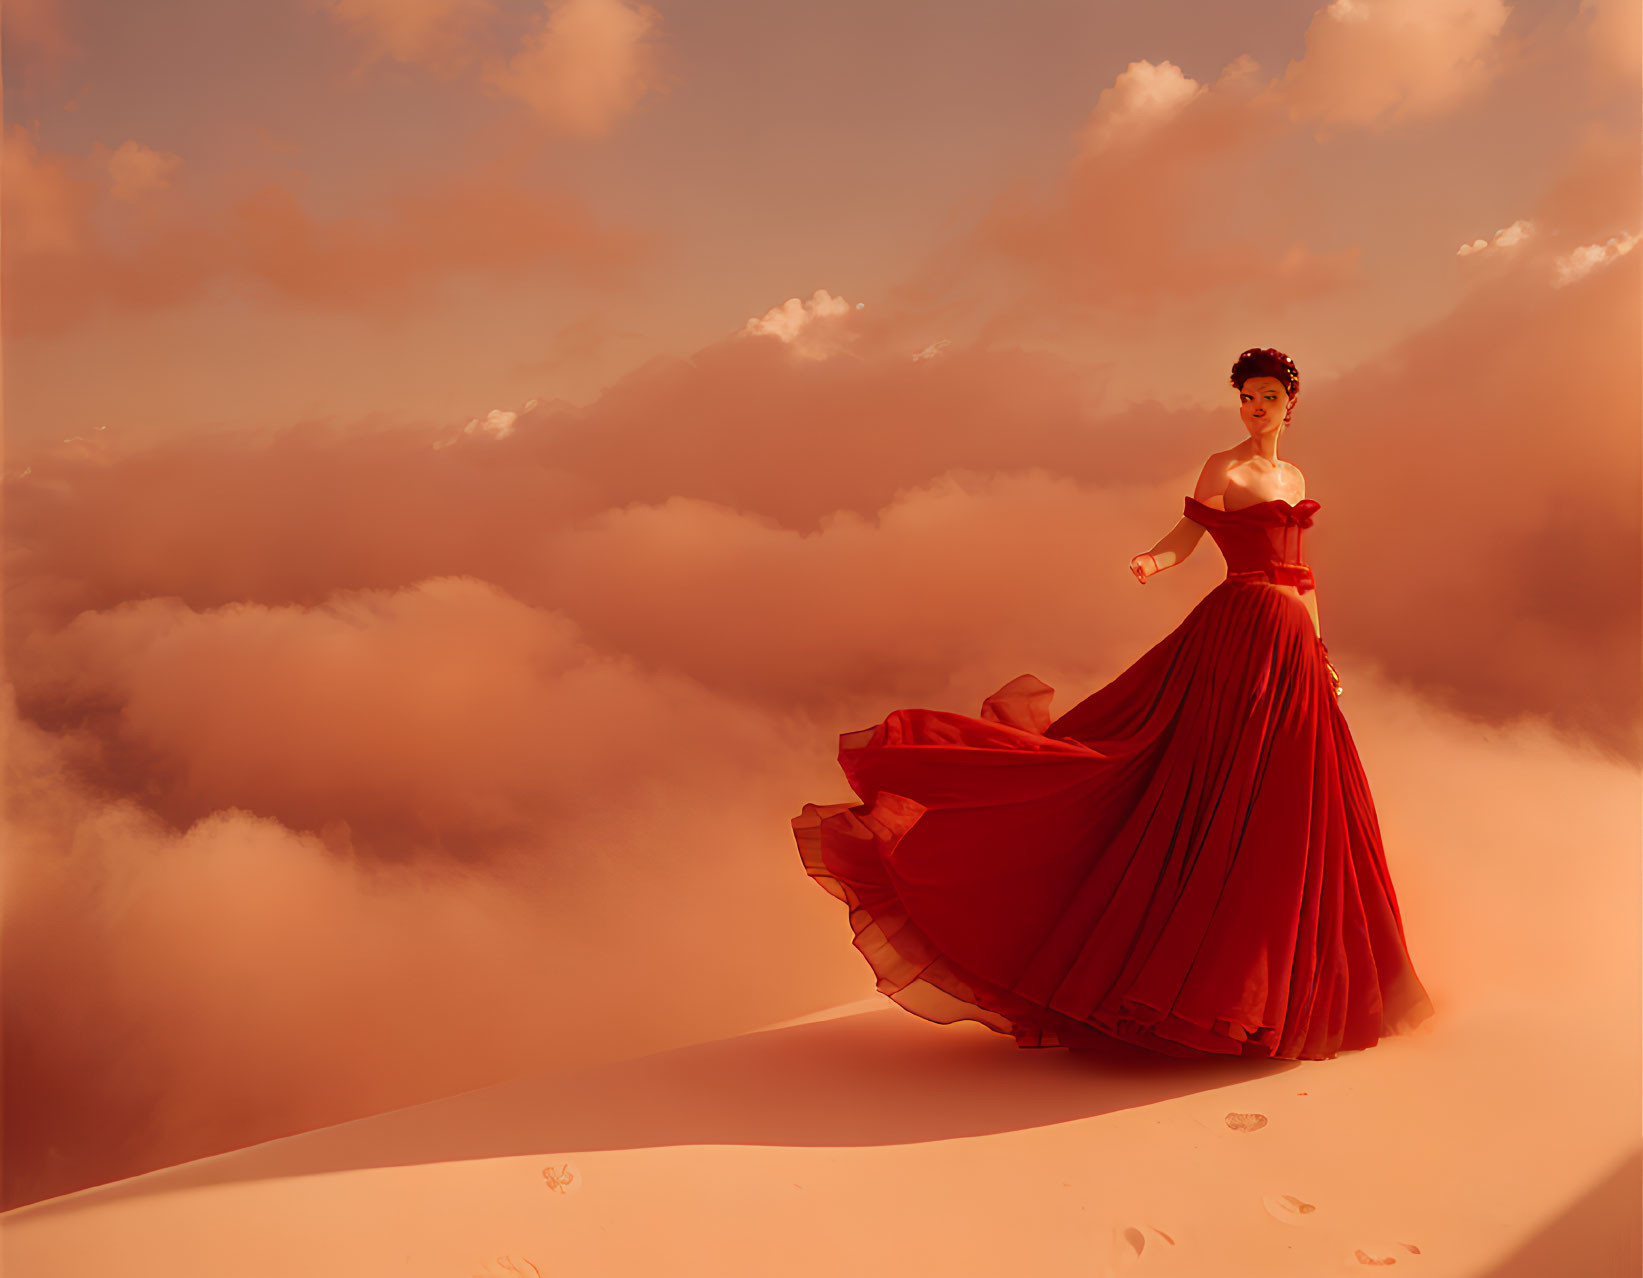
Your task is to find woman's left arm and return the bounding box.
[1305,590,1344,695]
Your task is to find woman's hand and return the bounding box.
[1319,638,1343,697]
[1129,552,1160,585]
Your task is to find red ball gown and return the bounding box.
[792,495,1435,1060]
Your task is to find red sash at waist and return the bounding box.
[1226,563,1316,594]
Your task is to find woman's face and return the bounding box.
[1238,375,1291,437]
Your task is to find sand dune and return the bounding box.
[4,973,1637,1277]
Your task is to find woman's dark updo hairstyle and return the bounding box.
[1230,347,1300,426]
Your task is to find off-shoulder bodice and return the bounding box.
[1182,495,1320,594]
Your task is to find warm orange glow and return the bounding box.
[1,0,1637,1271]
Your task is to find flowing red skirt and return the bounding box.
[793,579,1436,1061]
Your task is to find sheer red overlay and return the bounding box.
[792,496,1435,1061]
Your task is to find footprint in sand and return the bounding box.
[1224,1111,1268,1132]
[1263,1194,1423,1265]
[1109,1223,1177,1270]
[468,1257,542,1278]
[1352,1242,1423,1265]
[1262,1192,1318,1223]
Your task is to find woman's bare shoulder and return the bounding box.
[1191,453,1309,509]
[1190,453,1235,509]
[1280,460,1308,498]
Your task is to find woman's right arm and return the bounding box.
[1130,460,1221,584]
[1133,518,1207,576]
[1151,519,1209,570]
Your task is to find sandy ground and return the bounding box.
[3,976,1637,1278]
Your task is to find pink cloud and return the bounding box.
[480,0,676,137]
[896,0,1548,333]
[1577,0,1642,83]
[9,179,1637,766]
[0,0,78,74]
[1,127,97,256]
[100,139,186,203]
[318,0,675,133]
[0,130,659,336]
[509,310,648,379]
[2,677,829,1204]
[319,0,499,79]
[1079,58,1210,156]
[1278,0,1512,134]
[898,54,1360,330]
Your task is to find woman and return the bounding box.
[791,348,1435,1061]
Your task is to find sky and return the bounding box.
[1,0,1639,1208]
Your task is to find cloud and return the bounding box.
[741,288,858,360]
[1552,230,1640,286]
[9,208,1637,760]
[0,0,78,73]
[900,52,1357,326]
[1456,217,1534,256]
[101,140,186,202]
[0,129,657,337]
[1278,0,1512,133]
[1530,123,1641,247]
[20,579,800,846]
[319,0,498,78]
[1079,59,1209,157]
[479,0,675,137]
[1,127,96,256]
[318,0,673,135]
[1578,0,1642,82]
[510,311,648,379]
[0,643,828,1203]
[875,0,1595,337]
[436,406,522,445]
